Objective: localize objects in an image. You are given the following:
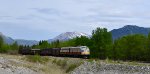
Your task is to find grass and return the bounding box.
[52,59,67,68]
[26,55,49,64]
[66,63,82,73]
[52,58,82,73]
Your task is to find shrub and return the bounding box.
[52,59,57,64]
[26,55,49,63]
[66,64,78,73]
[53,59,67,68]
[61,60,67,68]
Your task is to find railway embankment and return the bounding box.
[0,54,150,74]
[71,60,150,74]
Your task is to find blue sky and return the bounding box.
[0,0,150,40]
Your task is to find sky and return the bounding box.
[0,0,150,40]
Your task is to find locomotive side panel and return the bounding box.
[60,47,82,57]
[70,48,81,55]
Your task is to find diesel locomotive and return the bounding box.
[19,46,90,58]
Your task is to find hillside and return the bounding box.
[0,32,38,46]
[0,32,14,44]
[111,25,150,40]
[15,39,38,46]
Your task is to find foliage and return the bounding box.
[0,26,149,62]
[52,59,67,68]
[66,64,79,73]
[113,34,148,61]
[0,36,19,53]
[91,27,112,59]
[26,55,49,63]
[32,40,50,49]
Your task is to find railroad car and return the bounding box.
[18,48,31,55]
[40,48,52,56]
[30,49,41,55]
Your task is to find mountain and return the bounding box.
[0,32,14,44]
[111,25,150,40]
[15,39,38,46]
[0,32,38,46]
[1,25,150,45]
[48,32,89,42]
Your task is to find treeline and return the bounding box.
[44,27,150,62]
[1,27,150,62]
[0,36,19,54]
[50,28,112,60]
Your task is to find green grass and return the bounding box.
[66,64,78,73]
[26,55,49,64]
[52,59,67,68]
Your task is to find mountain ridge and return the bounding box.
[111,25,150,40]
[1,25,150,45]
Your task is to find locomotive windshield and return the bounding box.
[80,46,90,52]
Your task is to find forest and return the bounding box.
[0,27,150,62]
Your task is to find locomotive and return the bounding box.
[19,46,90,58]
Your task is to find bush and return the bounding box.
[26,55,49,63]
[52,59,57,64]
[7,50,18,55]
[66,64,78,73]
[53,59,67,68]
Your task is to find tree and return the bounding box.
[39,40,49,49]
[91,27,112,59]
[75,36,92,46]
[0,36,3,49]
[114,34,147,61]
[11,41,19,50]
[146,32,150,61]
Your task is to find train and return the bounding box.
[18,46,90,58]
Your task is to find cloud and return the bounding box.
[0,16,13,20]
[31,8,62,15]
[0,0,150,40]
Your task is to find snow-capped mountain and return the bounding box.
[48,32,89,42]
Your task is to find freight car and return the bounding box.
[40,48,60,56]
[19,46,90,58]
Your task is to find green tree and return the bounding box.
[50,40,60,48]
[146,32,150,61]
[0,36,3,49]
[91,27,112,59]
[39,40,49,49]
[11,41,19,50]
[114,34,147,61]
[75,36,92,46]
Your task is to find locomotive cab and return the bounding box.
[80,46,90,58]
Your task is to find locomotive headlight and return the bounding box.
[81,46,90,55]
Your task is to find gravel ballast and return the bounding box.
[0,57,38,74]
[71,61,150,74]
